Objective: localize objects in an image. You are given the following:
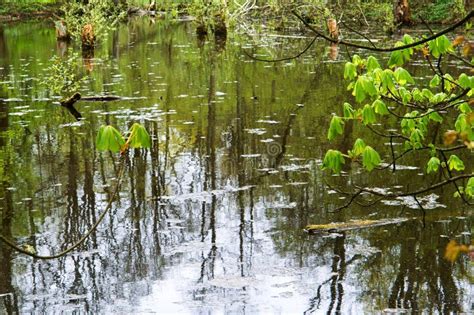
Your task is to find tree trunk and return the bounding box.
[394,0,411,25]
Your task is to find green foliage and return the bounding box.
[323,30,474,190]
[188,0,227,31]
[43,51,84,97]
[362,104,376,125]
[388,35,415,67]
[429,35,454,58]
[128,123,152,149]
[415,0,466,23]
[96,125,126,153]
[361,146,381,171]
[96,123,151,153]
[61,0,127,45]
[373,99,389,115]
[343,102,355,119]
[447,155,465,171]
[322,149,345,174]
[465,177,474,198]
[327,116,344,140]
[426,157,441,174]
[349,138,366,158]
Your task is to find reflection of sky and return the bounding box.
[1,20,472,315]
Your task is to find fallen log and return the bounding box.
[60,93,122,107]
[59,92,123,121]
[304,217,412,234]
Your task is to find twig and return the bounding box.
[292,10,474,52]
[0,155,127,259]
[244,35,317,62]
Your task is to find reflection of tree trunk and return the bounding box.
[388,236,417,310]
[64,130,80,249]
[0,183,18,314]
[82,136,97,249]
[327,233,345,314]
[198,53,218,284]
[207,55,217,247]
[235,70,246,277]
[437,237,460,313]
[0,99,19,314]
[0,26,7,57]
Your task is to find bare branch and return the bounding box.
[292,10,474,52]
[244,36,317,62]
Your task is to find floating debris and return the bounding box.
[305,218,412,234]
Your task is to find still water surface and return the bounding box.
[0,18,472,314]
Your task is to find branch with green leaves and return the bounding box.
[0,123,151,259]
[322,31,474,208]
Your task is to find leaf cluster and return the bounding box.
[96,123,152,153]
[323,32,474,200]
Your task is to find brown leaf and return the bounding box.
[467,112,474,125]
[462,43,472,57]
[452,35,465,47]
[422,46,430,57]
[443,130,458,145]
[464,141,474,149]
[444,240,469,263]
[459,131,469,142]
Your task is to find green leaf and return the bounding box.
[96,125,126,152]
[457,102,471,113]
[465,177,474,198]
[366,56,381,72]
[458,73,473,89]
[128,123,152,149]
[394,67,415,85]
[344,62,357,80]
[353,77,366,103]
[373,99,389,115]
[362,146,381,171]
[398,87,412,104]
[421,88,434,100]
[412,88,424,102]
[328,116,344,141]
[429,74,441,88]
[402,34,414,45]
[353,75,377,103]
[352,54,363,65]
[427,110,443,123]
[362,104,377,125]
[351,138,366,157]
[322,149,345,174]
[343,102,354,119]
[455,113,469,133]
[447,155,465,171]
[429,35,454,58]
[430,92,447,104]
[409,128,424,146]
[426,157,440,174]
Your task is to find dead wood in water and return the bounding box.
[61,93,123,106]
[394,0,411,25]
[305,218,412,234]
[60,92,123,120]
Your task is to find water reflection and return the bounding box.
[0,18,471,314]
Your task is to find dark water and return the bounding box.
[0,18,472,314]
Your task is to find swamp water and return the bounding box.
[0,18,472,314]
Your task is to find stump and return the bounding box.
[81,24,95,49]
[327,18,339,40]
[394,0,411,25]
[55,20,70,41]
